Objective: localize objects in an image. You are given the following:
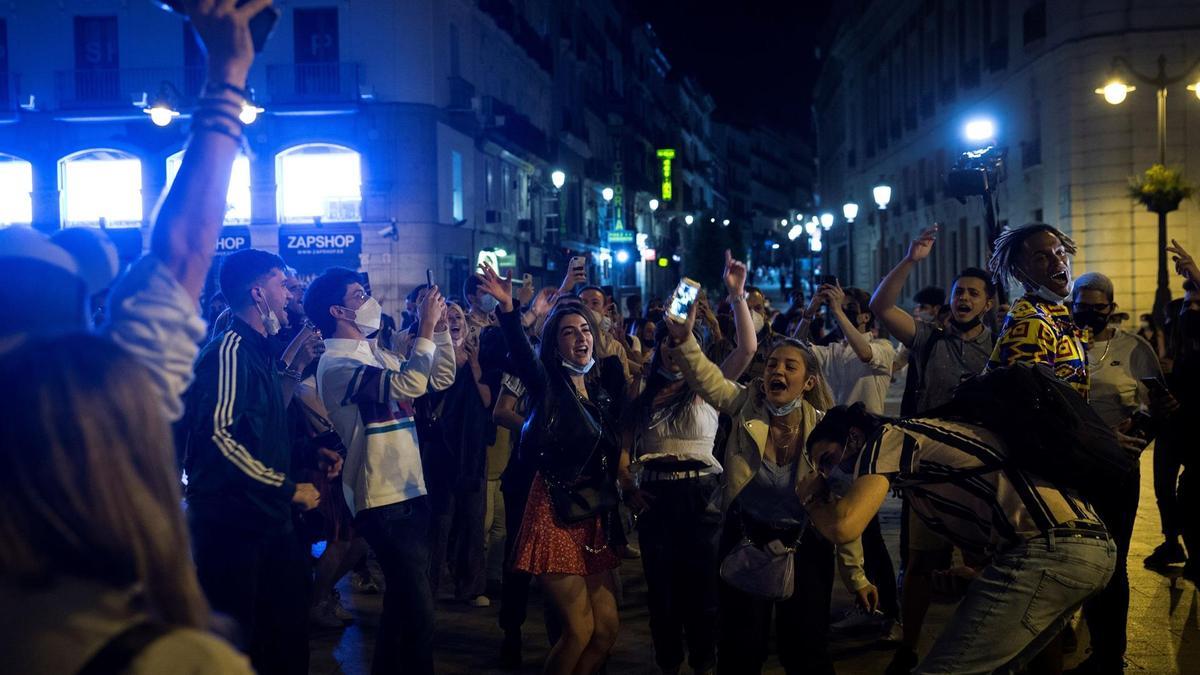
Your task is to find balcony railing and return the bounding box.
[266,63,361,104]
[54,67,205,109]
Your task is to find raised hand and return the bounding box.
[1167,239,1199,281]
[477,263,515,313]
[531,287,557,318]
[906,225,938,263]
[182,0,272,87]
[820,283,846,310]
[558,258,588,294]
[723,249,748,295]
[416,285,446,331]
[517,273,536,306]
[664,295,699,345]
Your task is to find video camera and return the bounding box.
[944,145,1007,203]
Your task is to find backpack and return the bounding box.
[923,363,1135,505]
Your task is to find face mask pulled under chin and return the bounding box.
[561,357,595,375]
[750,311,765,333]
[657,365,685,381]
[256,298,281,336]
[763,393,803,417]
[1020,270,1072,304]
[349,297,383,334]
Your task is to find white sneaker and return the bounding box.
[830,607,886,632]
[470,595,492,608]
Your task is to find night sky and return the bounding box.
[637,0,833,134]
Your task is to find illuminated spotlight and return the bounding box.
[1096,80,1134,105]
[722,219,730,226]
[494,248,508,257]
[771,243,781,250]
[671,254,681,262]
[710,217,716,223]
[810,237,823,252]
[602,187,614,202]
[146,105,179,127]
[963,118,996,144]
[780,218,788,226]
[551,170,566,189]
[239,102,265,125]
[805,221,819,237]
[615,249,630,263]
[788,225,803,241]
[842,202,859,223]
[684,214,694,225]
[648,198,660,211]
[820,212,834,229]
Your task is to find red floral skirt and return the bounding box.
[510,473,621,577]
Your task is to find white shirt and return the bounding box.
[634,396,722,475]
[812,336,897,413]
[317,332,456,514]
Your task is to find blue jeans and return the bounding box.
[915,528,1116,675]
[357,497,434,675]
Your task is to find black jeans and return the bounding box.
[190,516,310,675]
[428,481,487,601]
[638,476,722,673]
[357,497,435,675]
[1083,468,1140,665]
[862,514,899,620]
[1153,426,1187,540]
[717,512,836,675]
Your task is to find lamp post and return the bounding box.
[1097,55,1200,317]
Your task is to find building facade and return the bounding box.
[814,0,1200,316]
[0,0,812,309]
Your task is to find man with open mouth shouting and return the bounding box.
[985,223,1089,397]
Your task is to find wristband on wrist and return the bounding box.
[729,291,748,303]
[202,80,251,101]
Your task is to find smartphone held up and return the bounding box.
[667,278,701,323]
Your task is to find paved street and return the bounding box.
[310,444,1198,674]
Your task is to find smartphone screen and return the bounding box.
[426,269,434,288]
[816,274,839,287]
[667,279,701,323]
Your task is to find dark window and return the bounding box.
[183,24,205,95]
[74,15,119,102]
[294,7,339,94]
[0,18,8,105]
[1023,2,1046,45]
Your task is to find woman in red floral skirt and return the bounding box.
[477,264,624,675]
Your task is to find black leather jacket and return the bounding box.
[497,306,624,485]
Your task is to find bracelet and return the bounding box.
[193,105,245,128]
[729,292,748,304]
[281,367,303,382]
[197,96,244,111]
[190,120,244,145]
[203,80,251,101]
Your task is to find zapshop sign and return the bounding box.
[278,223,363,274]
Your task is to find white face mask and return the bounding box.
[657,365,685,381]
[763,394,803,417]
[349,297,382,334]
[477,294,499,313]
[751,311,765,333]
[561,357,595,375]
[1019,270,1072,304]
[600,316,613,333]
[255,296,281,336]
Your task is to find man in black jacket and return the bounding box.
[184,249,320,675]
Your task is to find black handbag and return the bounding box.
[544,451,619,524]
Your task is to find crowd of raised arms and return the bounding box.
[2,3,1198,675]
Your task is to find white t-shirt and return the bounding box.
[812,336,897,413]
[1086,331,1163,427]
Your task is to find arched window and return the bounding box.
[167,151,252,224]
[275,143,362,223]
[0,154,33,226]
[59,149,143,228]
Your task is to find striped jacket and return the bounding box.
[317,331,456,516]
[183,318,295,531]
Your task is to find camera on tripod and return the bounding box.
[945,144,1007,203]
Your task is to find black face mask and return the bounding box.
[949,315,982,332]
[1074,310,1111,334]
[1180,309,1200,336]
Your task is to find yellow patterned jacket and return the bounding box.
[985,296,1089,397]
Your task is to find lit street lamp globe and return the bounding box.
[615,249,630,264]
[648,198,659,212]
[146,105,178,127]
[551,170,566,190]
[602,187,614,202]
[842,202,859,223]
[1096,80,1134,105]
[684,214,694,225]
[873,184,892,210]
[820,212,834,229]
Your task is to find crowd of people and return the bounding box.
[1,3,1197,675]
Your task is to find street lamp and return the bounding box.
[601,187,614,202]
[842,202,859,223]
[820,212,834,229]
[780,218,789,226]
[1096,54,1200,316]
[615,249,630,264]
[239,102,265,125]
[648,198,659,212]
[685,214,694,225]
[722,219,730,226]
[146,104,179,127]
[873,184,892,210]
[551,170,566,190]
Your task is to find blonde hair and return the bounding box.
[0,334,209,628]
[770,338,835,411]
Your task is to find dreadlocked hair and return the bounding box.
[987,223,1077,290]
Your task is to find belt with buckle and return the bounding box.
[642,469,707,482]
[1045,520,1109,542]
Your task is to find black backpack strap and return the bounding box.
[76,621,173,675]
[900,327,944,416]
